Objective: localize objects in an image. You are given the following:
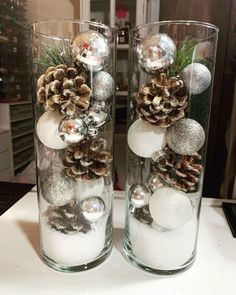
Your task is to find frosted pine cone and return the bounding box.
[152,147,203,192]
[63,137,112,180]
[45,202,92,234]
[136,72,188,127]
[37,64,91,116]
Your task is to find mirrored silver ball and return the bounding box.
[93,71,114,100]
[182,63,211,95]
[129,184,151,208]
[72,30,109,72]
[59,116,88,144]
[86,102,109,128]
[147,175,163,193]
[137,33,176,74]
[167,118,205,155]
[80,196,106,222]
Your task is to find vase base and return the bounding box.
[123,241,196,275]
[41,243,112,273]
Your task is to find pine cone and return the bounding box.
[131,205,153,225]
[63,137,112,180]
[152,147,203,192]
[136,72,188,127]
[45,202,92,235]
[37,64,91,116]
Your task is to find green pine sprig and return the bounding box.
[169,36,198,77]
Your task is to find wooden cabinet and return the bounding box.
[0,102,34,180]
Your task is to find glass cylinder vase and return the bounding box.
[123,21,218,274]
[31,20,116,272]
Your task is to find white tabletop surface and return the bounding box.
[0,190,236,295]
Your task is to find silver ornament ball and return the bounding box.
[80,196,106,222]
[41,172,76,206]
[167,118,205,155]
[182,63,211,95]
[59,116,88,144]
[147,175,163,193]
[129,184,151,208]
[93,71,114,100]
[86,102,109,128]
[72,30,109,72]
[137,33,176,74]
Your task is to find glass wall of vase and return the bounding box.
[123,21,218,274]
[31,20,116,272]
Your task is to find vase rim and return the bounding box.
[29,19,116,35]
[133,20,219,34]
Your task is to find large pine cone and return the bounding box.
[37,64,91,116]
[136,72,188,127]
[152,147,203,192]
[63,137,112,180]
[45,202,92,235]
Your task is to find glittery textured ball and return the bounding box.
[137,33,176,74]
[182,63,211,95]
[41,172,76,206]
[167,118,205,155]
[80,196,106,222]
[93,71,114,100]
[59,116,88,144]
[149,187,193,229]
[72,30,109,72]
[129,184,151,208]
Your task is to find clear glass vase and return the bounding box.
[30,20,116,272]
[123,21,218,274]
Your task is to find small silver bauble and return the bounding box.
[80,196,106,222]
[137,33,176,74]
[149,187,193,229]
[93,71,114,100]
[182,63,211,95]
[59,116,88,144]
[36,110,67,150]
[127,119,166,158]
[147,175,163,193]
[41,172,75,206]
[72,30,109,72]
[86,102,109,128]
[129,184,151,208]
[167,118,205,155]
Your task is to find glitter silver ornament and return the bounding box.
[41,172,76,206]
[147,175,163,193]
[59,116,88,144]
[72,30,109,72]
[80,196,106,222]
[182,63,211,95]
[93,71,114,100]
[137,33,176,75]
[129,184,151,208]
[167,118,205,155]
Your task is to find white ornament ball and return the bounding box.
[129,184,151,208]
[81,196,106,222]
[182,63,211,95]
[77,177,105,201]
[36,110,67,149]
[149,187,193,229]
[93,71,114,100]
[127,119,166,158]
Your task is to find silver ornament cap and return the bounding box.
[80,196,106,222]
[93,71,114,100]
[72,30,109,72]
[59,116,88,144]
[167,118,205,155]
[129,184,151,208]
[137,33,176,74]
[182,63,211,95]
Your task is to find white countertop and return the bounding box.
[0,190,236,295]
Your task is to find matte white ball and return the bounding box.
[128,119,166,158]
[149,187,193,229]
[36,111,67,149]
[77,177,105,201]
